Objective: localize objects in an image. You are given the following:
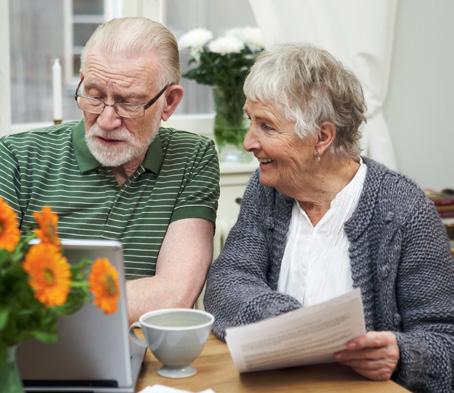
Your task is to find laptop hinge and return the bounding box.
[23,379,118,388]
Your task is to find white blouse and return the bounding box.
[277,162,367,307]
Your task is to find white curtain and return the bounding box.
[249,0,398,169]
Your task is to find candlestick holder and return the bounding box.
[53,119,63,125]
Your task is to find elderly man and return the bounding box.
[0,17,220,323]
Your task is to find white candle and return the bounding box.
[52,58,63,121]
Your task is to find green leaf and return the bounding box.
[30,330,58,343]
[0,341,6,367]
[0,306,9,330]
[0,249,10,265]
[54,290,86,315]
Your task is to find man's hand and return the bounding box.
[334,331,400,381]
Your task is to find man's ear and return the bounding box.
[161,85,184,121]
[316,121,336,155]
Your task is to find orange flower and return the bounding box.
[0,197,20,252]
[33,206,60,246]
[23,244,71,307]
[89,258,119,314]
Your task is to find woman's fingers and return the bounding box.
[337,357,397,370]
[352,366,395,381]
[345,331,397,350]
[334,331,400,381]
[336,345,399,362]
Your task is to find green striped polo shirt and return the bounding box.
[0,120,220,278]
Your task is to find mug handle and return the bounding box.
[129,322,148,348]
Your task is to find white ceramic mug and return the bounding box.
[129,308,214,378]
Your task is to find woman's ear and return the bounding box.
[316,121,336,155]
[161,85,184,121]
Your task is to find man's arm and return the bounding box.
[126,217,214,324]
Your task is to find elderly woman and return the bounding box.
[204,44,454,392]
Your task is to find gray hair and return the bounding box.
[81,17,180,85]
[243,44,366,158]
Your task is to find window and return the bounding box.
[6,0,257,129]
[69,0,105,81]
[8,0,119,125]
[165,0,258,116]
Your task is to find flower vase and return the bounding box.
[212,86,251,163]
[0,346,25,393]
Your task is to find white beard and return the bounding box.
[85,124,155,167]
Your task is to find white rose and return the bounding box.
[226,27,264,50]
[208,36,244,55]
[178,28,213,50]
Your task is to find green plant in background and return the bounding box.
[179,27,264,149]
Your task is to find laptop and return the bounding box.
[17,239,146,393]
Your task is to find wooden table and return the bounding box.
[136,335,409,393]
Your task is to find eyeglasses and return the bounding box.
[74,79,170,119]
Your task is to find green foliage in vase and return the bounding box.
[179,27,264,147]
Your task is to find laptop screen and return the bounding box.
[17,239,144,392]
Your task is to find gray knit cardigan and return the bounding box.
[204,157,454,392]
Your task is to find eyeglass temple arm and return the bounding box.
[74,77,84,101]
[143,83,172,110]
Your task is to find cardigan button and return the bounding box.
[265,217,274,229]
[381,264,390,278]
[393,313,402,328]
[385,211,395,222]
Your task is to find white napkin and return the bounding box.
[139,384,216,393]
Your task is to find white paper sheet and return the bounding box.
[225,288,366,373]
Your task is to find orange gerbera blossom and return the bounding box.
[33,206,60,246]
[23,243,71,307]
[0,197,20,252]
[89,258,119,314]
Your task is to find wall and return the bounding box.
[166,0,257,115]
[384,0,454,189]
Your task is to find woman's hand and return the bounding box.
[334,331,400,381]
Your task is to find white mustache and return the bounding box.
[88,125,131,142]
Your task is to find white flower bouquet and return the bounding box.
[178,27,264,148]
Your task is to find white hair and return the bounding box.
[81,17,180,84]
[244,44,367,159]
